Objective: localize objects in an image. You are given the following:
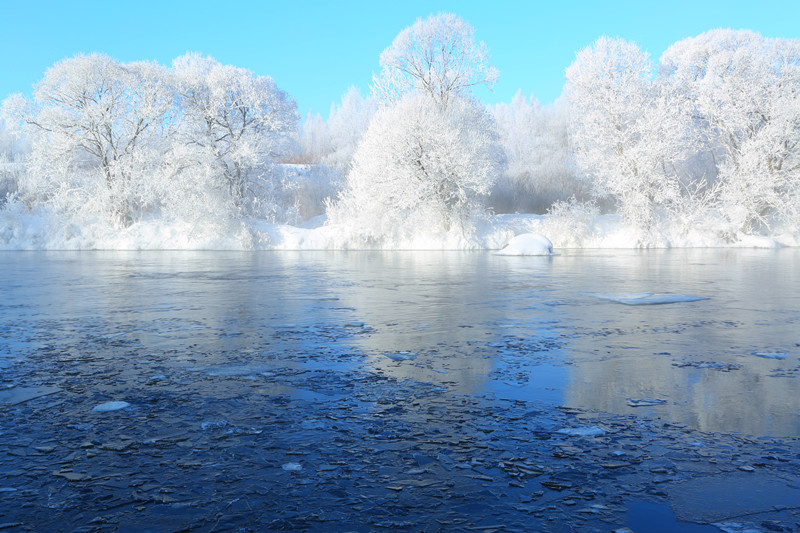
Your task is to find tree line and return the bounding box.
[2,15,799,244]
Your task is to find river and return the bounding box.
[1,249,798,531]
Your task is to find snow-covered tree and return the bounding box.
[297,87,376,169]
[0,115,25,204]
[291,88,378,221]
[372,13,498,109]
[328,94,504,239]
[7,54,174,225]
[490,92,582,213]
[172,53,299,219]
[323,86,377,171]
[298,111,330,164]
[567,36,686,236]
[659,30,800,233]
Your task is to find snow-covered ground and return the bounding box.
[0,202,797,251]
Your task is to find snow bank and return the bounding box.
[494,233,554,256]
[1,201,798,251]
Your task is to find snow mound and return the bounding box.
[495,233,554,256]
[583,292,710,305]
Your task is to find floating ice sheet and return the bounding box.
[0,386,60,405]
[582,292,709,305]
[92,401,130,412]
[627,398,667,407]
[383,351,418,361]
[752,351,788,360]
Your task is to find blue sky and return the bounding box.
[2,0,799,118]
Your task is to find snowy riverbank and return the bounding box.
[1,203,798,251]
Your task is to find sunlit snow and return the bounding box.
[494,232,555,256]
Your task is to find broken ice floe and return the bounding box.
[626,398,667,407]
[0,386,60,405]
[188,363,276,377]
[92,401,130,412]
[383,351,418,361]
[582,292,709,305]
[672,361,742,371]
[201,420,229,431]
[557,426,606,437]
[711,523,762,533]
[752,351,788,360]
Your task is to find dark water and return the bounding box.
[1,249,799,531]
[2,249,797,436]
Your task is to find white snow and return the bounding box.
[92,401,130,412]
[494,232,555,256]
[0,200,798,251]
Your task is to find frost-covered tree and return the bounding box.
[490,92,582,213]
[7,54,174,225]
[372,13,498,109]
[328,94,504,239]
[298,87,376,170]
[567,36,686,235]
[298,111,329,164]
[172,53,299,218]
[323,87,377,171]
[329,14,504,241]
[659,30,800,233]
[292,88,377,221]
[0,115,25,204]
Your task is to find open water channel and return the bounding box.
[0,249,798,532]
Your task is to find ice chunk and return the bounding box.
[752,351,788,360]
[626,398,667,407]
[383,351,417,361]
[711,523,762,533]
[92,401,130,412]
[582,292,709,305]
[281,462,302,472]
[201,420,228,430]
[495,233,555,256]
[557,426,606,437]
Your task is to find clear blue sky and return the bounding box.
[2,0,798,118]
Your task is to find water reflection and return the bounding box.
[556,249,800,437]
[0,248,798,437]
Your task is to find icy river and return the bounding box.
[1,249,799,532]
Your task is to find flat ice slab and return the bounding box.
[92,401,130,412]
[582,292,709,305]
[0,386,60,405]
